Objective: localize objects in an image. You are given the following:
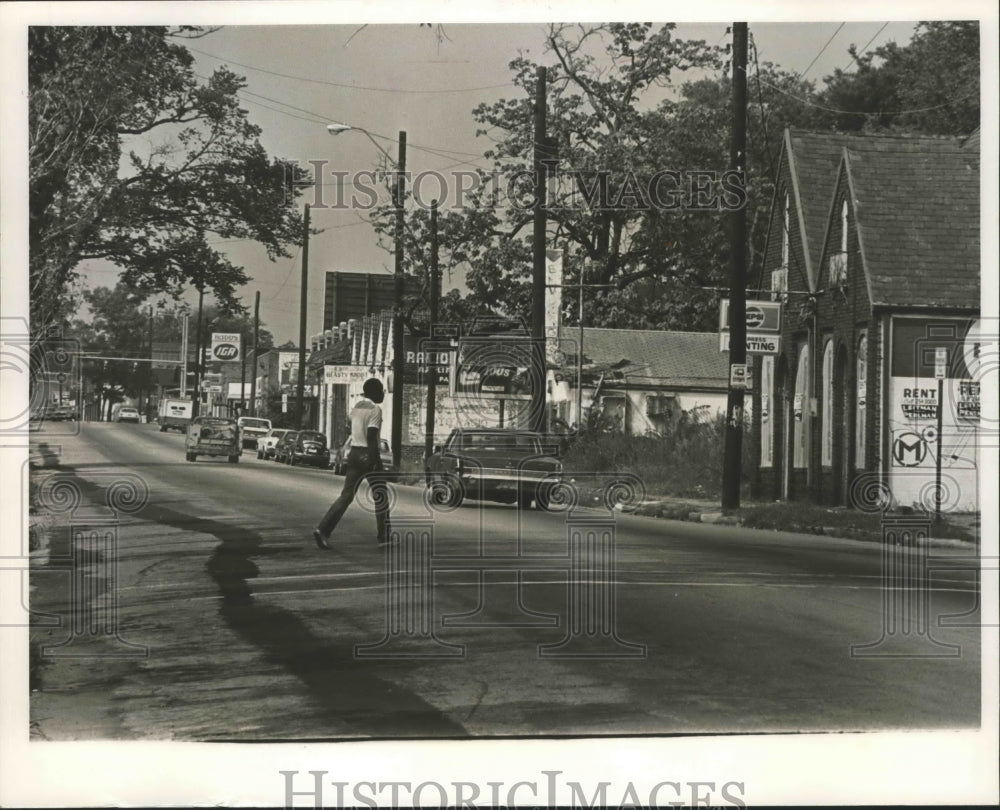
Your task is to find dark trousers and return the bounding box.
[318,447,390,540]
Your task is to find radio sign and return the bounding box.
[211,333,241,362]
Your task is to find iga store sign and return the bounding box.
[210,332,241,362]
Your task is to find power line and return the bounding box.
[753,74,980,116]
[840,22,890,71]
[799,22,845,80]
[188,45,517,95]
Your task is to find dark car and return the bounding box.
[273,431,299,464]
[332,436,393,475]
[288,430,331,468]
[48,404,78,422]
[424,429,563,509]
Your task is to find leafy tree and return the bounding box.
[372,24,826,333]
[28,26,310,333]
[817,21,979,134]
[67,284,275,417]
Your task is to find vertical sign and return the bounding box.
[544,249,563,365]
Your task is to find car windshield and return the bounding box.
[458,433,538,452]
[121,408,137,414]
[299,431,325,442]
[241,418,269,429]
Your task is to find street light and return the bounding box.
[327,123,406,472]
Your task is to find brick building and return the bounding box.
[753,128,981,510]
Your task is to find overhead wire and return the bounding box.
[188,44,517,95]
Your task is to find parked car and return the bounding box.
[257,428,292,459]
[273,431,299,464]
[424,429,563,509]
[288,430,331,468]
[236,416,272,449]
[185,416,241,463]
[332,436,393,475]
[116,406,141,423]
[48,404,77,421]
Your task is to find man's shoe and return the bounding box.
[313,529,332,550]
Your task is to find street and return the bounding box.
[29,422,981,740]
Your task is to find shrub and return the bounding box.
[563,406,755,500]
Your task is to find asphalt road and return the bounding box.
[29,422,981,740]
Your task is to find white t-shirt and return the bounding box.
[349,398,383,445]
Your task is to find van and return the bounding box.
[158,397,193,432]
[185,416,241,463]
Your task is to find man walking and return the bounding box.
[313,378,392,548]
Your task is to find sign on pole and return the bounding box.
[210,332,241,362]
[719,299,782,355]
[934,347,947,379]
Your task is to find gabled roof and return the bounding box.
[777,129,978,294]
[837,136,979,309]
[564,327,728,390]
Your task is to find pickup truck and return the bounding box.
[424,428,563,509]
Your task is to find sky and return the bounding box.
[67,18,929,345]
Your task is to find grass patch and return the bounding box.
[741,502,977,543]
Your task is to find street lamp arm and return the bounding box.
[327,122,398,167]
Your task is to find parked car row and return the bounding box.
[174,420,566,514]
[253,427,394,474]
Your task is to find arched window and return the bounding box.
[793,343,810,468]
[821,339,834,466]
[781,193,790,268]
[760,355,774,467]
[856,332,867,468]
[840,199,849,255]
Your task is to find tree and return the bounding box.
[28,27,310,333]
[817,21,979,135]
[371,24,826,333]
[67,284,275,418]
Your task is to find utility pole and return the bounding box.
[722,22,749,511]
[530,65,548,433]
[239,329,247,417]
[390,131,407,471]
[147,305,154,418]
[424,199,439,478]
[250,291,260,417]
[192,282,205,417]
[296,203,310,429]
[180,315,189,397]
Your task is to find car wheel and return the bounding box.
[185,452,196,462]
[228,455,239,464]
[430,475,464,508]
